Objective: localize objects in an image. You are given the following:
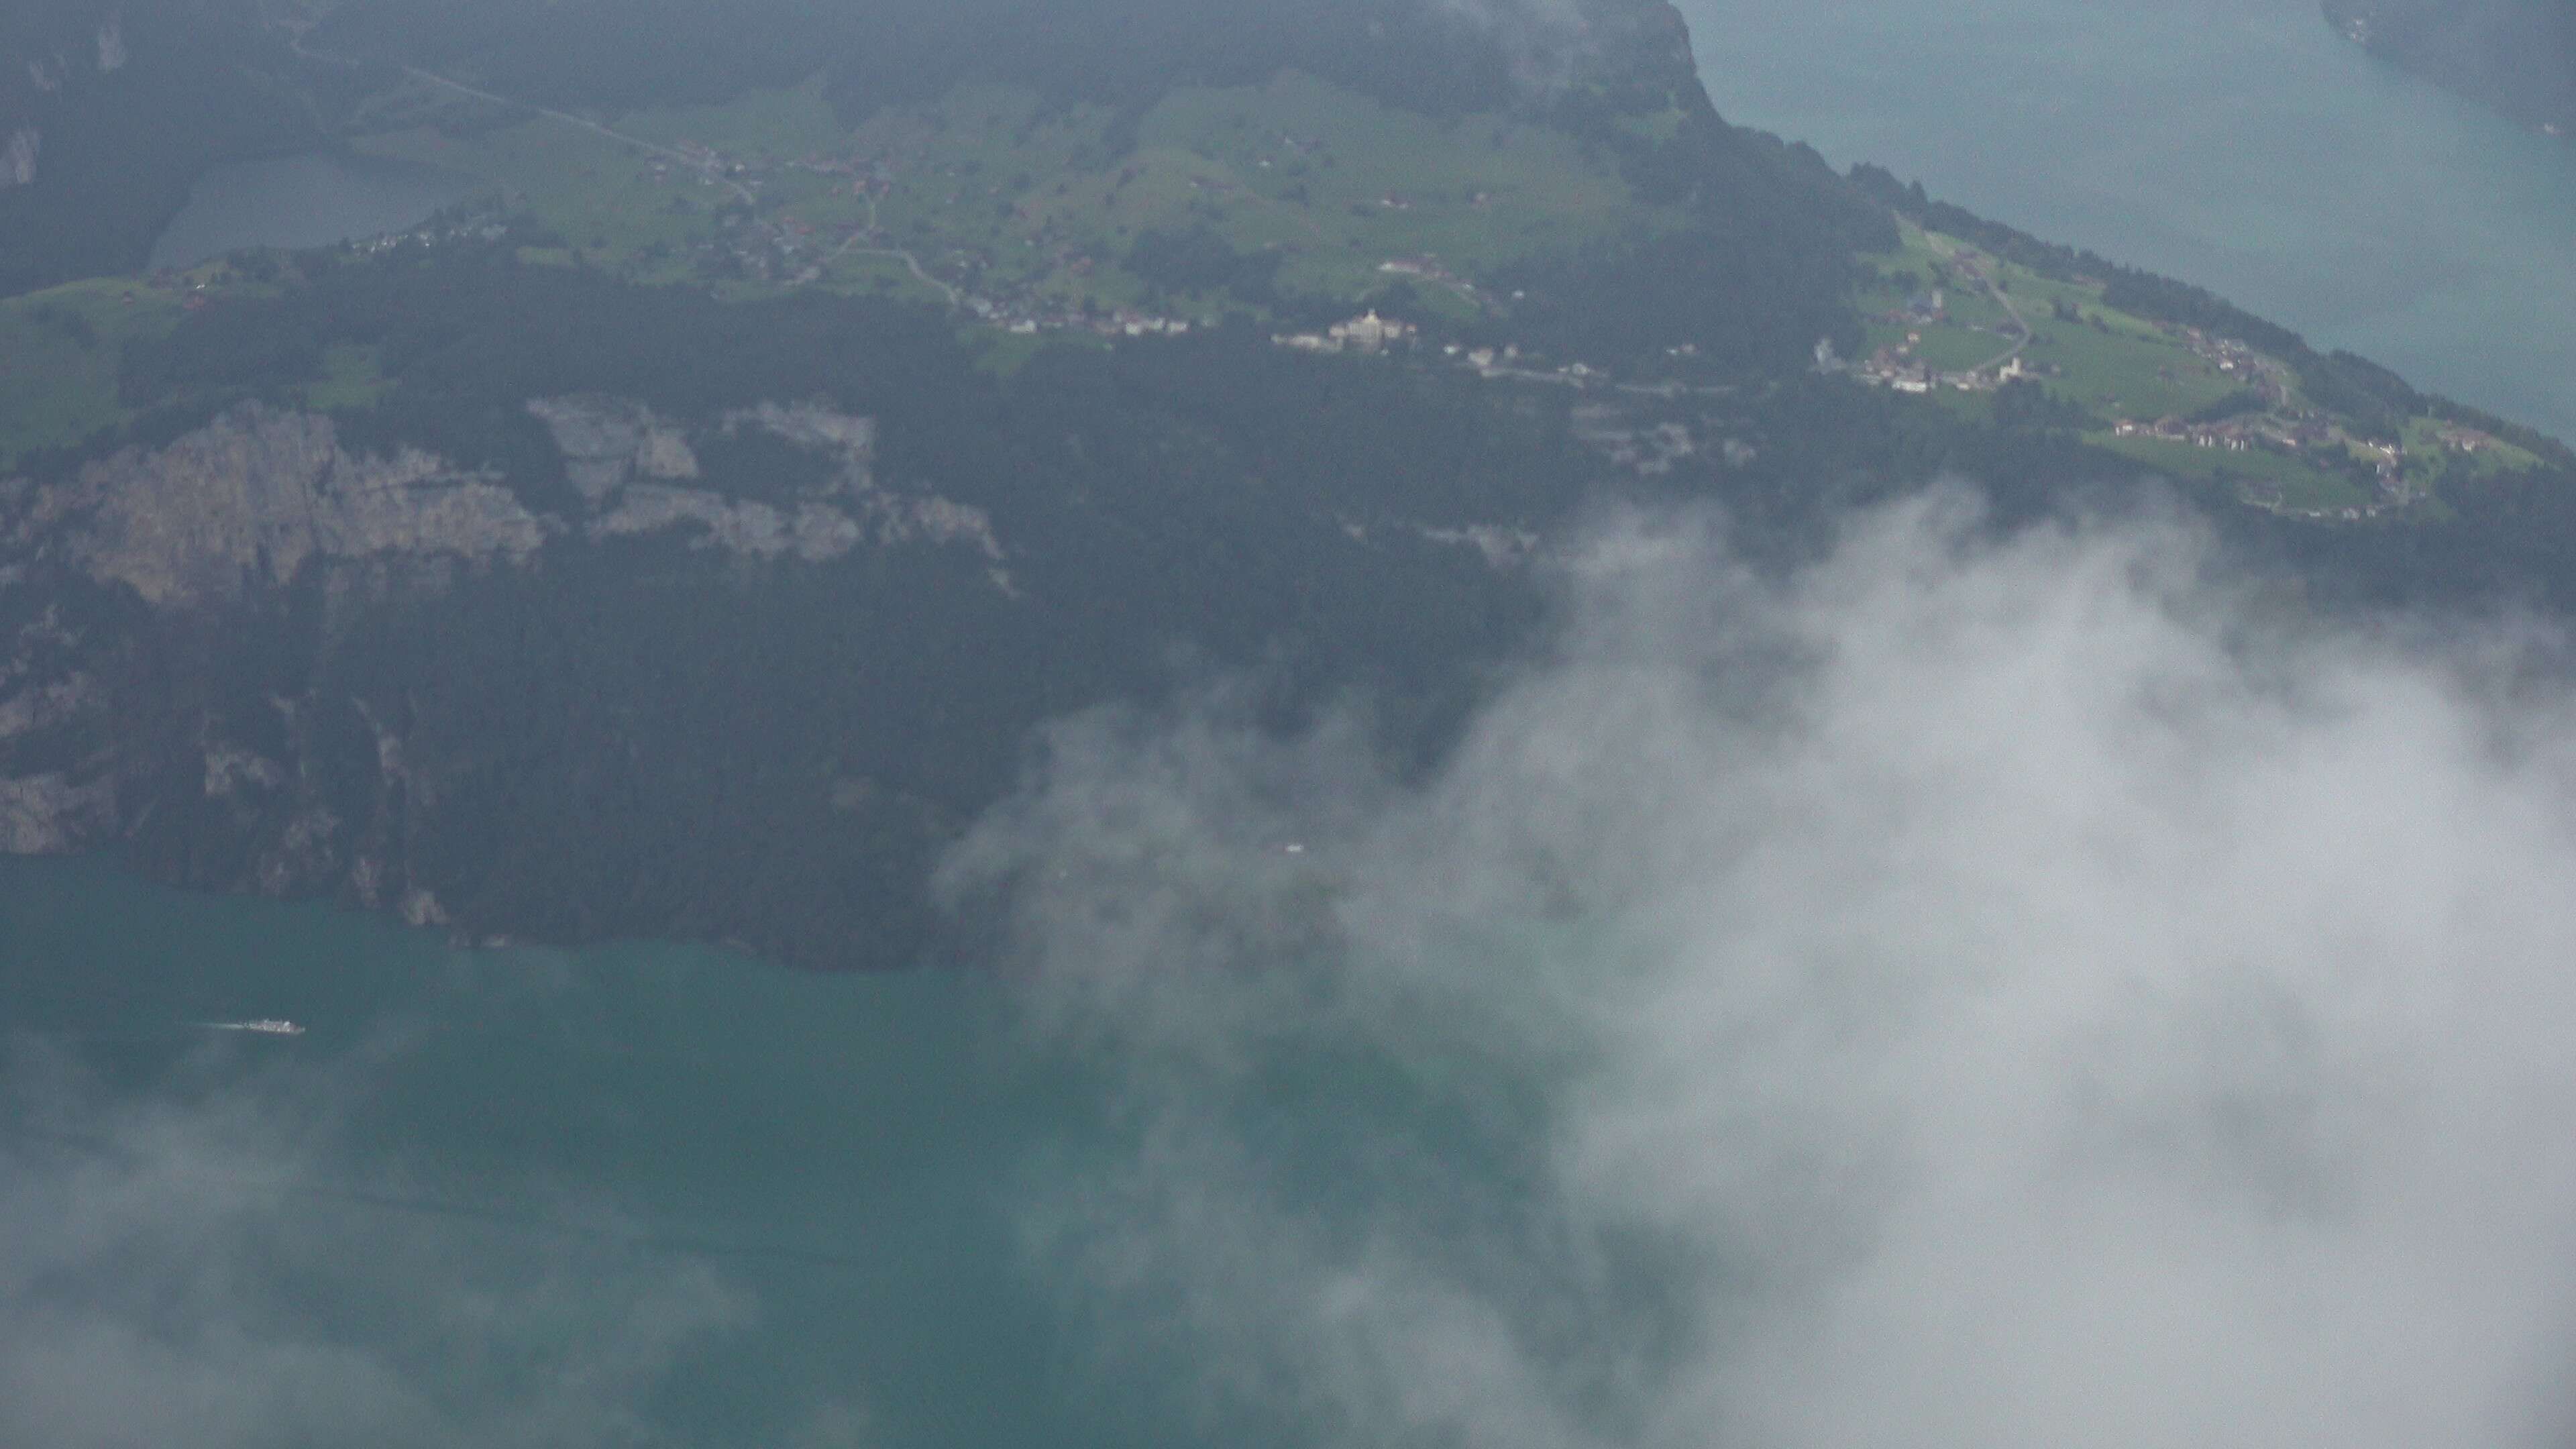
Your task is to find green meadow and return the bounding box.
[0,280,184,471]
[345,70,1672,318]
[1856,221,2241,422]
[2092,433,2373,513]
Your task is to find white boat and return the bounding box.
[201,1019,307,1037]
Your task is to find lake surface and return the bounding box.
[147,152,481,272]
[1676,0,2576,440]
[0,856,1159,1447]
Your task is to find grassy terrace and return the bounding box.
[5,62,2548,532]
[2094,434,2362,513]
[1856,222,2243,419]
[352,72,1673,321]
[1,67,1688,478]
[0,259,400,472]
[1853,219,2546,516]
[0,279,186,471]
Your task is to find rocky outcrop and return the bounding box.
[1,128,37,189]
[0,390,1022,942]
[6,398,1010,612]
[0,772,111,853]
[28,405,546,608]
[873,492,1004,559]
[592,485,865,561]
[729,400,1005,564]
[1572,402,1699,476]
[543,395,1009,572]
[721,401,876,492]
[528,395,702,502]
[0,601,107,853]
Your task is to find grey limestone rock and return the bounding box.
[590,483,865,561]
[0,772,111,853]
[721,400,877,497]
[1,129,37,189]
[42,405,545,608]
[528,394,703,502]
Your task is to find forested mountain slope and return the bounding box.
[2326,0,2576,133]
[0,1,354,296]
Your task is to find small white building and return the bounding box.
[1328,310,1414,352]
[1280,311,1417,355]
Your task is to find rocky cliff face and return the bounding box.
[23,405,547,608]
[8,395,1002,606]
[0,128,34,188]
[526,394,703,503]
[528,394,1007,572]
[0,393,1009,931]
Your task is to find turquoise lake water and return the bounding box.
[0,855,1157,1446]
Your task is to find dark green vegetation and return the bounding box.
[0,280,184,468]
[0,1,380,297]
[5,0,2576,968]
[316,0,1548,117]
[5,0,1885,378]
[2326,0,2576,133]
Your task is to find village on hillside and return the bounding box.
[1831,231,2535,519]
[68,72,2546,527]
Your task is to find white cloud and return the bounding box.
[952,489,2576,1449]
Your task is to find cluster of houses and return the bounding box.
[2116,413,2416,506]
[1275,309,1417,354]
[2160,323,2292,405]
[2111,416,2267,450]
[602,137,1735,391]
[625,136,1539,370]
[1847,270,2033,393]
[994,303,1197,339]
[2112,413,2394,464]
[119,207,511,310]
[1851,346,2033,394]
